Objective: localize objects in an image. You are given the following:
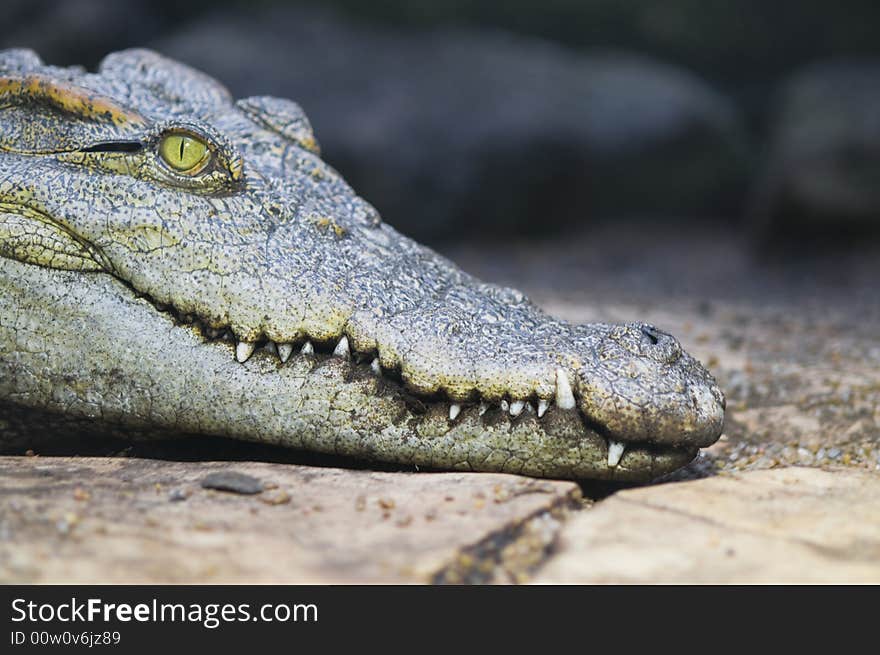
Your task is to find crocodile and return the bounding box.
[0,49,724,481]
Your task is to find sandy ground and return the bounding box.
[453,221,880,477]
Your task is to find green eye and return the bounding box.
[158,133,210,174]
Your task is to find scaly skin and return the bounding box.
[0,49,724,480]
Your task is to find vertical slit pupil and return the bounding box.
[178,138,185,161]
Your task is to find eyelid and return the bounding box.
[81,141,144,153]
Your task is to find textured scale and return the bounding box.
[0,49,725,480]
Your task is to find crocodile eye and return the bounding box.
[158,132,210,174]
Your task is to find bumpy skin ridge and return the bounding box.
[0,48,724,480]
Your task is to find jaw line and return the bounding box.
[124,277,709,475]
[4,196,721,458]
[0,252,703,480]
[0,199,114,272]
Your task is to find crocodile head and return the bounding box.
[0,48,724,480]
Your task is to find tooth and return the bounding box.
[607,440,626,468]
[449,404,461,420]
[537,399,549,417]
[264,340,278,356]
[555,368,576,410]
[370,358,381,374]
[300,341,314,355]
[500,400,509,412]
[478,403,488,416]
[333,336,350,358]
[235,341,256,363]
[509,400,525,417]
[277,343,294,363]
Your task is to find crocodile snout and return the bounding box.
[575,322,724,448]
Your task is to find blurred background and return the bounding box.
[6,0,880,242]
[3,1,879,473]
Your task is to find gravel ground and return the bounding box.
[451,220,880,479]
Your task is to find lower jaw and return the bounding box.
[187,336,702,480]
[0,397,699,483]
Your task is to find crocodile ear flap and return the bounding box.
[0,75,145,154]
[99,49,232,111]
[236,96,321,155]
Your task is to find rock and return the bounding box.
[200,470,264,495]
[750,59,880,238]
[155,7,748,241]
[534,467,880,583]
[309,2,880,91]
[0,457,579,583]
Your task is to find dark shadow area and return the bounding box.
[10,433,414,473]
[10,434,671,500]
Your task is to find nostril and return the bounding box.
[636,324,681,363]
[640,326,660,345]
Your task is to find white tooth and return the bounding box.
[235,341,256,363]
[277,343,294,363]
[449,404,461,420]
[264,340,278,356]
[537,399,549,417]
[370,358,381,374]
[607,440,626,468]
[333,336,350,358]
[300,341,314,355]
[478,403,488,416]
[555,368,576,410]
[509,400,525,417]
[500,400,509,412]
